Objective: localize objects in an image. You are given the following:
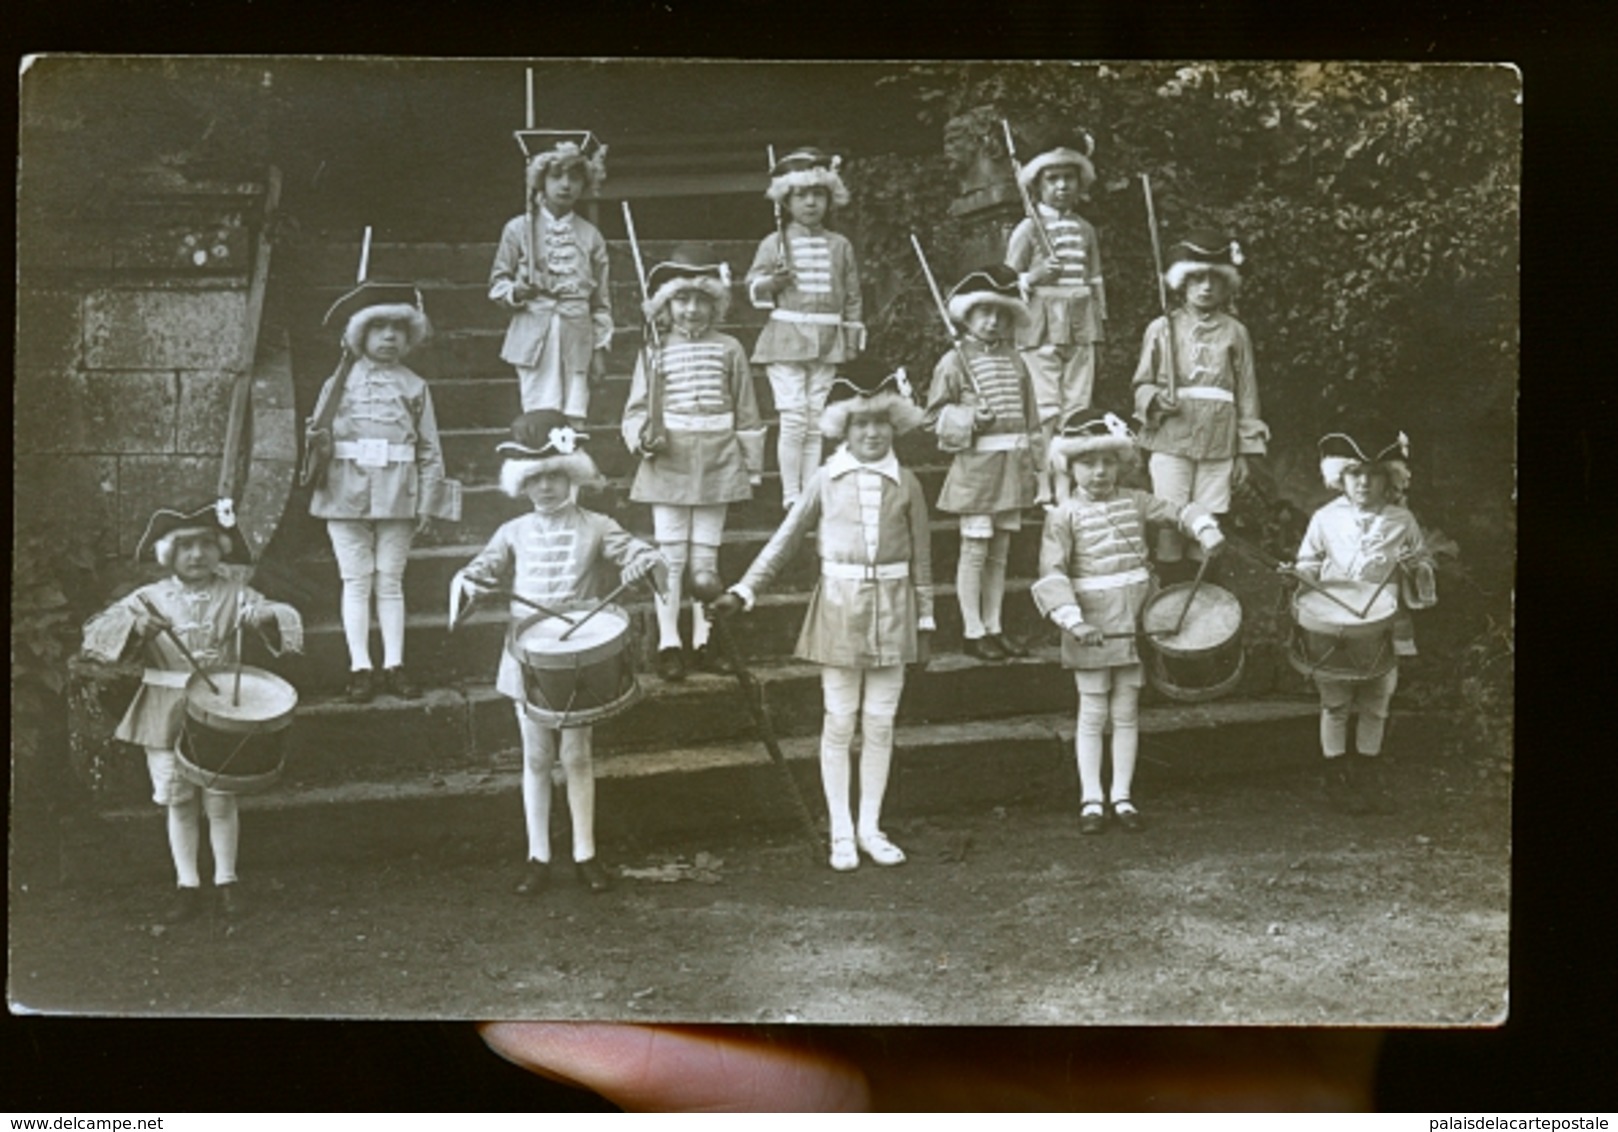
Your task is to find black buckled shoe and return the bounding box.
[1111,799,1145,833]
[216,882,247,917]
[575,857,614,894]
[161,886,204,924]
[1078,801,1108,835]
[964,636,1009,662]
[988,633,1029,658]
[514,859,551,897]
[655,647,687,683]
[381,666,421,700]
[346,669,376,704]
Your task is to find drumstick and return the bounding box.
[1170,555,1212,638]
[1227,538,1366,619]
[232,619,244,708]
[1356,574,1397,620]
[557,576,638,642]
[137,595,221,695]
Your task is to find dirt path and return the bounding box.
[10,754,1508,1025]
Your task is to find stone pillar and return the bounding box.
[943,106,1024,276]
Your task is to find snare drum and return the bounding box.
[177,666,297,794]
[1288,580,1398,682]
[506,604,640,728]
[1140,582,1245,701]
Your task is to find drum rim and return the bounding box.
[1148,648,1246,702]
[1141,582,1243,658]
[1291,589,1398,636]
[175,728,288,794]
[507,607,631,668]
[185,666,299,732]
[522,678,642,728]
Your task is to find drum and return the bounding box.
[1288,580,1398,681]
[507,604,640,728]
[176,666,298,794]
[1140,582,1245,702]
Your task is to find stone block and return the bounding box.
[16,288,82,370]
[82,371,178,453]
[115,455,217,556]
[175,370,240,454]
[13,454,118,548]
[13,367,87,454]
[17,228,113,273]
[82,288,247,371]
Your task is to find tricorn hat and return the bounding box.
[946,263,1030,327]
[1164,229,1244,291]
[766,146,850,208]
[323,281,431,357]
[1049,407,1138,465]
[497,410,604,497]
[516,129,607,195]
[820,357,926,438]
[135,500,254,567]
[1318,426,1412,493]
[643,243,733,323]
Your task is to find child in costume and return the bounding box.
[1005,130,1107,500]
[1293,427,1436,813]
[923,264,1042,662]
[621,243,766,682]
[746,147,866,511]
[80,502,304,922]
[490,131,613,427]
[1130,230,1267,577]
[711,359,933,871]
[307,281,456,703]
[1033,409,1225,834]
[452,411,666,895]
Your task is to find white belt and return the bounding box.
[973,432,1027,452]
[1176,386,1236,404]
[1072,566,1150,593]
[822,560,910,581]
[663,411,734,432]
[334,440,415,463]
[769,310,851,327]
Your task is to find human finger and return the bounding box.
[480,1022,871,1112]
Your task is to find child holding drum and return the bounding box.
[621,243,767,682]
[1130,230,1268,580]
[1032,409,1225,834]
[1291,428,1437,813]
[710,359,933,871]
[452,411,666,896]
[81,501,305,923]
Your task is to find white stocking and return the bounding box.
[518,707,557,862]
[654,541,689,650]
[689,543,720,649]
[819,711,857,841]
[340,575,374,671]
[1075,691,1109,804]
[559,728,597,862]
[957,536,990,640]
[982,530,1012,636]
[167,796,203,888]
[203,791,240,885]
[1108,683,1142,803]
[857,711,897,836]
[375,572,406,669]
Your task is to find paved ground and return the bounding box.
[10,745,1510,1027]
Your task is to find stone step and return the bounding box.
[278,578,1057,695]
[302,239,761,288]
[308,279,769,336]
[292,515,1038,621]
[60,701,1401,883]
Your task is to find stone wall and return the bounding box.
[15,172,296,564]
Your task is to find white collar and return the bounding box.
[539,205,574,228]
[826,445,901,483]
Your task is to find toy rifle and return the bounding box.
[1140,173,1178,407]
[766,144,795,274]
[1001,119,1057,260]
[299,225,367,488]
[621,201,667,454]
[910,233,992,421]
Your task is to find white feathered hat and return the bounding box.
[497,410,605,497]
[765,147,850,208]
[642,243,733,324]
[516,130,608,196]
[820,358,926,439]
[324,281,431,358]
[1163,229,1244,292]
[946,263,1030,328]
[1318,427,1411,494]
[1015,129,1097,193]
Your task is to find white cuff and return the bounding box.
[918,615,937,632]
[730,583,757,612]
[1186,511,1218,537]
